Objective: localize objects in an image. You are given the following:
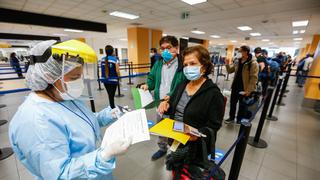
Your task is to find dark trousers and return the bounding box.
[13,64,23,77]
[104,83,117,108]
[229,88,247,122]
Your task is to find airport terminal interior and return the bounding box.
[0,0,320,180]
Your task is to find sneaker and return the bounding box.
[224,118,235,124]
[151,150,167,161]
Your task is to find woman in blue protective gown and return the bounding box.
[8,40,131,180]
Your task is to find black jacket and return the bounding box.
[166,78,224,131]
[165,78,224,163]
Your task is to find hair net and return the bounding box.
[26,40,81,91]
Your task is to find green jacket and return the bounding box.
[147,55,186,100]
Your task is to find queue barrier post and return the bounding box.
[247,87,274,148]
[228,121,252,180]
[267,76,283,121]
[96,63,104,91]
[277,64,292,106]
[115,78,124,97]
[127,62,134,85]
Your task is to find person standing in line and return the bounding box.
[150,48,162,69]
[10,52,23,78]
[224,46,259,124]
[140,36,186,160]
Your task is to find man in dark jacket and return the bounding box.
[150,48,161,69]
[225,46,259,124]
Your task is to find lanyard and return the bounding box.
[56,100,96,137]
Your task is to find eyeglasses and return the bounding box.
[160,45,173,51]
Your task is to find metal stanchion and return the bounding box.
[248,87,274,148]
[115,79,124,97]
[277,65,291,106]
[215,64,220,84]
[96,63,104,91]
[228,121,252,180]
[127,62,134,85]
[267,77,283,121]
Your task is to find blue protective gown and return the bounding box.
[9,92,117,180]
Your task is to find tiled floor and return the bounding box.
[0,67,319,180]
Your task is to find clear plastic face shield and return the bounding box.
[51,40,98,101]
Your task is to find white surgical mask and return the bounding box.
[236,52,242,59]
[55,78,84,100]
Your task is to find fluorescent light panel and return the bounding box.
[293,30,299,34]
[53,33,68,36]
[250,32,261,36]
[181,0,207,5]
[292,20,309,27]
[300,30,306,33]
[237,26,252,31]
[119,38,127,41]
[191,30,205,34]
[64,29,83,33]
[109,11,139,19]
[230,40,237,42]
[210,35,220,38]
[262,39,270,42]
[293,38,303,41]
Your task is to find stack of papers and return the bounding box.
[101,109,150,148]
[131,88,159,109]
[149,118,190,145]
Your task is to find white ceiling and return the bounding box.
[0,0,320,48]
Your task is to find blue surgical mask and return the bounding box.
[161,49,173,62]
[183,66,202,81]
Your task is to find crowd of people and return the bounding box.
[7,36,315,179]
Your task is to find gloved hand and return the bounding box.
[111,107,122,119]
[100,138,132,161]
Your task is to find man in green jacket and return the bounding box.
[141,35,186,160]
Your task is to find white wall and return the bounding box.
[85,37,128,61]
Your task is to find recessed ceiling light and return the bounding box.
[181,0,207,5]
[237,26,252,31]
[53,33,68,36]
[191,30,205,34]
[300,30,306,33]
[293,37,303,41]
[109,11,139,19]
[250,32,261,36]
[119,38,128,41]
[210,35,221,38]
[64,29,83,33]
[230,40,237,43]
[262,39,270,42]
[293,30,299,34]
[292,20,309,27]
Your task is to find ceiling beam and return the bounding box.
[0,33,61,41]
[0,8,107,33]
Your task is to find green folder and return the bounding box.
[131,88,160,109]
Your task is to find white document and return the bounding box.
[101,109,150,148]
[138,89,154,107]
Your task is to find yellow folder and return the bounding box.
[149,118,190,145]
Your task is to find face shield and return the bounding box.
[51,40,98,100]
